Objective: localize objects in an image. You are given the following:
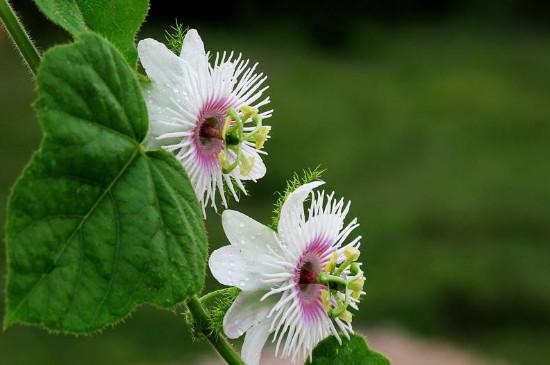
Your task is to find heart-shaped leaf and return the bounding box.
[307,334,391,365]
[32,0,149,67]
[4,32,207,334]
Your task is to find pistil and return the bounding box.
[200,124,224,140]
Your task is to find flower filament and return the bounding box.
[217,105,270,176]
[318,247,364,323]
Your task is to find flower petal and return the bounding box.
[209,245,247,288]
[180,29,208,77]
[278,181,325,248]
[209,210,285,290]
[241,319,272,365]
[209,245,277,291]
[222,210,280,252]
[223,290,277,339]
[138,39,184,90]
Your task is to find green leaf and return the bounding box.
[4,32,207,334]
[307,334,391,365]
[32,0,149,67]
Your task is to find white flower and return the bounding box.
[138,29,272,214]
[209,181,365,365]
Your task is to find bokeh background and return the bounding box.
[1,1,549,364]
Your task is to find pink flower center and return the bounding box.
[294,237,333,324]
[192,98,233,167]
[298,254,322,285]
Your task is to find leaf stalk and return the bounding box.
[0,0,41,75]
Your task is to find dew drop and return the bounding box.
[239,222,245,228]
[239,280,245,287]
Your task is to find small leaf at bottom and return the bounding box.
[306,334,391,365]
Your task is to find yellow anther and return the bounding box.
[240,105,258,119]
[338,310,353,323]
[239,156,255,176]
[325,252,338,273]
[255,126,270,149]
[349,277,364,292]
[321,290,331,312]
[344,246,360,261]
[350,277,365,299]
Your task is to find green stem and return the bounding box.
[318,273,348,286]
[0,0,40,75]
[199,289,227,304]
[186,295,246,365]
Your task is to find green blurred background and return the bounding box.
[1,1,549,364]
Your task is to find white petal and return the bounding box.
[138,39,184,90]
[241,319,272,365]
[180,29,208,73]
[278,181,325,245]
[209,245,278,291]
[209,245,246,288]
[222,210,280,253]
[210,211,289,290]
[223,290,276,339]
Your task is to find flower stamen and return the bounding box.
[318,247,364,322]
[217,105,270,176]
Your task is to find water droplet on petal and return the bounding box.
[239,222,245,228]
[239,280,245,287]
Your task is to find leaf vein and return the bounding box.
[89,190,122,327]
[10,149,140,318]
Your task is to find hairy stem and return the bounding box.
[199,289,228,304]
[186,295,246,365]
[0,0,40,75]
